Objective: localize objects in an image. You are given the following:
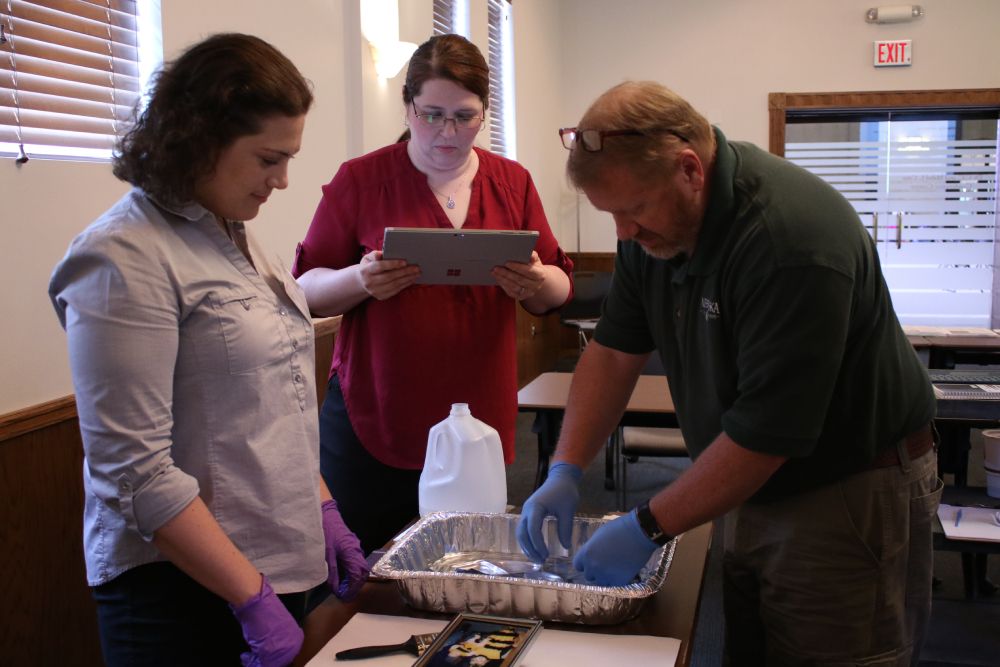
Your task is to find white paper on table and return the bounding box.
[938,503,1000,542]
[306,612,682,666]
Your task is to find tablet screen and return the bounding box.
[382,227,539,286]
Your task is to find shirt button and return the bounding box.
[280,309,288,317]
[292,339,299,349]
[675,308,682,318]
[294,374,302,383]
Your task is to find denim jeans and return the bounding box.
[319,375,422,555]
[93,561,308,667]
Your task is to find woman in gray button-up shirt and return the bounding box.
[49,34,367,667]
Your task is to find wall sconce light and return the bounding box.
[866,5,924,24]
[367,40,417,80]
[361,0,417,80]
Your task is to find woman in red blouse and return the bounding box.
[293,34,573,553]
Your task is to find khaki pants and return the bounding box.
[723,446,942,666]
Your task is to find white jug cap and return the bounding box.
[450,403,471,416]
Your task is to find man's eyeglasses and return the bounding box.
[412,102,485,131]
[559,127,689,152]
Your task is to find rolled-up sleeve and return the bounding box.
[50,231,199,541]
[292,162,361,278]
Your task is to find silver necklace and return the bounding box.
[429,157,475,210]
[430,183,461,209]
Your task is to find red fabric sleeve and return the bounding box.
[292,162,362,278]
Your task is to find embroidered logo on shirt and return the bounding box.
[700,297,720,321]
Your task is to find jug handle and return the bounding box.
[428,427,450,471]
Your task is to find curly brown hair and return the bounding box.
[113,33,313,206]
[402,34,489,110]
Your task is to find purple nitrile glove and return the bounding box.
[516,462,582,562]
[229,574,303,667]
[321,498,370,601]
[572,510,659,586]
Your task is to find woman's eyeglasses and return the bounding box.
[412,102,485,131]
[559,127,690,152]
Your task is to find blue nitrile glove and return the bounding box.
[516,462,583,562]
[229,574,303,667]
[572,510,659,586]
[321,499,370,602]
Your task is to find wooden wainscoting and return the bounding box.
[516,306,563,389]
[568,252,616,274]
[0,398,102,667]
[312,316,341,407]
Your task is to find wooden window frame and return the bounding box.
[768,89,1000,156]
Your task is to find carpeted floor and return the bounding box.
[506,411,1000,666]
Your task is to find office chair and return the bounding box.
[615,354,690,510]
[615,426,688,510]
[560,270,614,352]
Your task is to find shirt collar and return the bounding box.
[686,126,738,277]
[142,190,214,223]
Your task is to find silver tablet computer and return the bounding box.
[382,227,539,286]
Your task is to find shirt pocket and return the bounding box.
[210,290,282,374]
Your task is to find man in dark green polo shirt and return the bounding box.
[516,81,939,665]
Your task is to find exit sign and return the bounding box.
[874,39,912,67]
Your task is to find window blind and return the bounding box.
[786,117,999,327]
[1,0,140,159]
[432,0,454,36]
[486,0,513,158]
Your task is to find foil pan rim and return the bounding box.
[371,511,677,599]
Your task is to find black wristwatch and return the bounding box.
[634,501,673,546]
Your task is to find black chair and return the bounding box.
[560,270,613,352]
[614,353,690,509]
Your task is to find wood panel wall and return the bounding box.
[0,399,102,667]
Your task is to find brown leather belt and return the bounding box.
[867,423,935,469]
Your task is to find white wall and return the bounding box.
[4,0,999,413]
[556,0,1000,251]
[512,1,574,250]
[2,0,356,413]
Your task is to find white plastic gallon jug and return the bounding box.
[418,403,507,516]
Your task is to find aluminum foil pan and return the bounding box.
[371,512,676,625]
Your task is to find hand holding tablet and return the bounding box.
[358,249,422,301]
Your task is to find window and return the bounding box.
[784,110,999,327]
[432,0,464,36]
[486,0,514,158]
[432,0,515,158]
[0,1,161,162]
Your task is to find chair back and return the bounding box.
[559,270,613,322]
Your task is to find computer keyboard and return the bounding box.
[928,369,1000,384]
